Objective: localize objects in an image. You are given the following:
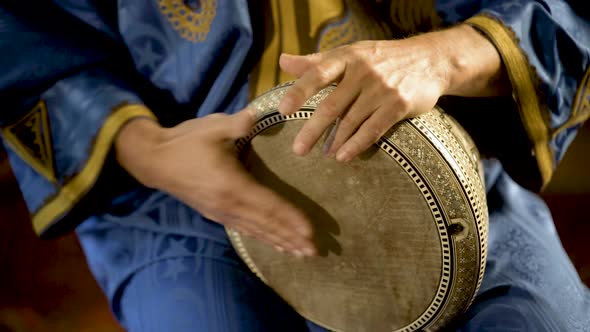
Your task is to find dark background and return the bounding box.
[0,124,588,332]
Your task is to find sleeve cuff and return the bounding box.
[466,14,554,189]
[31,103,155,235]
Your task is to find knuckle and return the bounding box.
[263,207,279,223]
[339,115,357,131]
[345,44,360,55]
[390,89,412,111]
[288,85,307,100]
[319,99,341,118]
[212,185,233,202]
[310,66,332,85]
[347,42,365,55]
[307,52,322,62]
[367,126,383,142]
[209,192,238,213]
[249,226,263,237]
[206,199,226,213]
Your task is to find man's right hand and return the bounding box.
[115,108,316,257]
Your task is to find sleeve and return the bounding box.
[0,2,156,237]
[437,0,590,191]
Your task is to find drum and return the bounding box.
[227,82,488,332]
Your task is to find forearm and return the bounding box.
[427,24,511,97]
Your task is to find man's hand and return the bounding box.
[278,24,508,161]
[115,111,316,257]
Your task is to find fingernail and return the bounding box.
[302,247,315,256]
[293,142,306,155]
[292,250,304,258]
[336,149,350,162]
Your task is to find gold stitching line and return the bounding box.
[32,104,156,235]
[388,0,441,35]
[1,101,57,183]
[553,112,590,137]
[553,67,590,137]
[466,15,553,188]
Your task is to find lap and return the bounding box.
[76,184,589,332]
[455,171,590,331]
[76,191,328,332]
[118,252,310,332]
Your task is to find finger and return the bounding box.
[225,108,257,139]
[206,108,257,141]
[206,156,315,255]
[228,175,316,255]
[229,222,287,253]
[292,75,361,156]
[219,210,289,252]
[336,106,404,162]
[229,209,310,257]
[243,186,316,255]
[279,53,321,78]
[324,88,378,157]
[217,161,316,255]
[231,210,299,253]
[278,54,346,116]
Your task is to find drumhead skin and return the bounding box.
[227,82,488,332]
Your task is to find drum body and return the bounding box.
[227,82,488,332]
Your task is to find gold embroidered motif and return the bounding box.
[250,0,348,99]
[467,15,553,189]
[387,0,441,35]
[32,104,156,236]
[318,0,390,51]
[554,68,590,136]
[249,0,391,98]
[308,0,346,40]
[1,101,56,183]
[159,0,218,42]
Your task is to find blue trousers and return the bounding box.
[76,164,590,331]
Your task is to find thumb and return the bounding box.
[279,53,321,78]
[224,108,257,139]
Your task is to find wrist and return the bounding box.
[115,116,167,188]
[428,24,509,97]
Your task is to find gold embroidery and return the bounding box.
[318,0,390,51]
[467,15,553,189]
[1,101,56,183]
[309,1,345,40]
[32,104,156,235]
[553,68,590,136]
[250,0,348,99]
[387,0,441,35]
[159,0,218,42]
[249,0,391,98]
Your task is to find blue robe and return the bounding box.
[1,0,589,330]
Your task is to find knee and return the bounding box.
[116,256,308,332]
[455,286,569,332]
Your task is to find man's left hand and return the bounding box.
[278,24,508,161]
[278,37,450,161]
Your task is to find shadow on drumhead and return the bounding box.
[244,141,342,257]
